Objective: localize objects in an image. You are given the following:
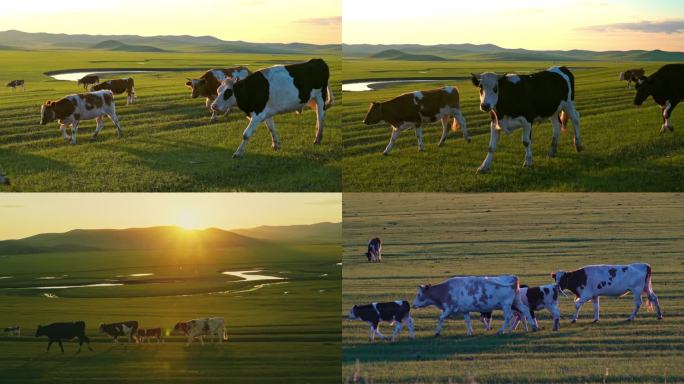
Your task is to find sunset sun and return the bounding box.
[175,211,203,230]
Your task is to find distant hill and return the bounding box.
[232,222,341,245]
[0,30,340,55]
[370,49,446,61]
[91,40,166,52]
[344,43,684,61]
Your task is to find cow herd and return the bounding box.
[7,317,228,353]
[363,63,683,173]
[349,247,663,342]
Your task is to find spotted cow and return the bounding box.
[366,237,382,262]
[185,67,250,122]
[619,68,645,88]
[99,321,139,345]
[173,317,227,345]
[348,300,415,341]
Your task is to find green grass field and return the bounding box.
[0,50,341,191]
[342,193,684,383]
[342,59,684,191]
[0,242,341,383]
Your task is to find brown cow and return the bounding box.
[185,67,250,122]
[91,78,135,105]
[6,80,24,90]
[619,68,645,89]
[363,86,469,155]
[77,75,99,89]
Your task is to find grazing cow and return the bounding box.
[412,275,536,336]
[481,283,561,332]
[3,326,20,336]
[40,90,123,144]
[348,300,415,341]
[91,78,136,105]
[619,68,645,88]
[471,66,582,173]
[99,321,139,345]
[634,64,684,134]
[35,321,93,353]
[186,67,250,122]
[363,86,469,155]
[366,237,382,262]
[552,263,663,323]
[6,80,24,90]
[173,317,227,345]
[136,327,163,343]
[211,58,334,158]
[77,75,99,89]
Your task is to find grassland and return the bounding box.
[0,49,341,191]
[0,240,341,383]
[342,59,684,191]
[342,193,684,383]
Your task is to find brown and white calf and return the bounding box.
[619,68,645,88]
[481,283,561,332]
[366,237,382,262]
[98,321,139,345]
[6,80,24,90]
[552,263,663,323]
[77,75,99,89]
[349,300,415,341]
[173,317,227,345]
[412,275,536,336]
[136,327,163,343]
[363,86,469,155]
[91,78,135,105]
[40,90,123,144]
[186,67,250,122]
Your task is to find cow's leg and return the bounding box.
[264,117,280,151]
[415,126,425,151]
[383,123,408,155]
[92,115,105,140]
[107,113,124,138]
[548,112,562,158]
[477,120,500,173]
[514,295,538,332]
[521,119,533,168]
[571,296,590,323]
[661,100,678,134]
[390,320,403,341]
[464,313,473,336]
[550,304,561,331]
[454,109,469,142]
[438,115,449,146]
[374,325,385,340]
[58,340,64,354]
[509,312,521,332]
[405,316,415,339]
[592,296,600,323]
[59,124,70,140]
[434,308,453,336]
[46,340,54,352]
[645,285,663,320]
[313,96,325,144]
[628,291,643,321]
[567,102,583,151]
[368,324,375,341]
[498,307,513,335]
[234,115,262,158]
[70,121,80,144]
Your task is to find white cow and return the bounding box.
[173,317,227,345]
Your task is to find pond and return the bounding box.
[342,77,468,92]
[221,269,286,281]
[48,70,163,82]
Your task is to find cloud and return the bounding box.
[580,19,684,34]
[296,16,341,26]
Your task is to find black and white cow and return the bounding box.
[634,64,684,134]
[552,263,663,323]
[366,237,382,262]
[482,283,561,332]
[211,58,333,158]
[412,275,536,336]
[471,66,582,173]
[99,321,139,345]
[3,326,20,336]
[348,300,414,341]
[35,321,93,353]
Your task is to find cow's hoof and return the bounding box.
[670,125,674,132]
[547,148,557,158]
[592,319,600,323]
[418,147,425,152]
[570,319,576,324]
[522,160,533,169]
[232,152,244,159]
[626,317,635,322]
[434,333,440,337]
[313,139,322,145]
[272,143,280,151]
[476,166,490,174]
[382,152,389,156]
[465,138,472,143]
[437,141,445,147]
[658,315,664,320]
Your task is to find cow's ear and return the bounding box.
[185,81,192,87]
[551,273,556,279]
[470,73,480,87]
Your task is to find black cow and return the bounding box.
[471,66,582,173]
[348,300,414,341]
[211,58,334,158]
[366,237,382,262]
[6,80,24,90]
[634,64,684,134]
[35,321,93,353]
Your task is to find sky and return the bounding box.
[343,0,684,51]
[0,193,341,240]
[0,0,341,44]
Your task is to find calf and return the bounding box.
[91,78,136,105]
[40,90,123,144]
[412,275,536,336]
[185,67,250,122]
[619,68,645,88]
[471,66,582,173]
[211,58,333,158]
[366,237,382,262]
[363,86,469,155]
[3,326,20,336]
[173,317,227,345]
[348,300,415,341]
[482,284,561,332]
[634,64,684,134]
[77,75,99,89]
[98,321,139,345]
[136,327,163,343]
[35,321,93,353]
[552,263,663,323]
[6,80,24,90]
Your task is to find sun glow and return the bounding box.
[175,211,204,230]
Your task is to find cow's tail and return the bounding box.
[222,327,228,341]
[324,84,334,110]
[451,111,461,132]
[644,264,654,312]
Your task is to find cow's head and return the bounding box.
[35,325,44,337]
[471,72,500,112]
[98,323,106,333]
[412,284,438,309]
[40,101,57,125]
[173,322,189,335]
[633,76,653,106]
[348,305,360,320]
[363,102,383,125]
[551,271,567,289]
[211,78,238,114]
[90,83,104,92]
[185,78,208,99]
